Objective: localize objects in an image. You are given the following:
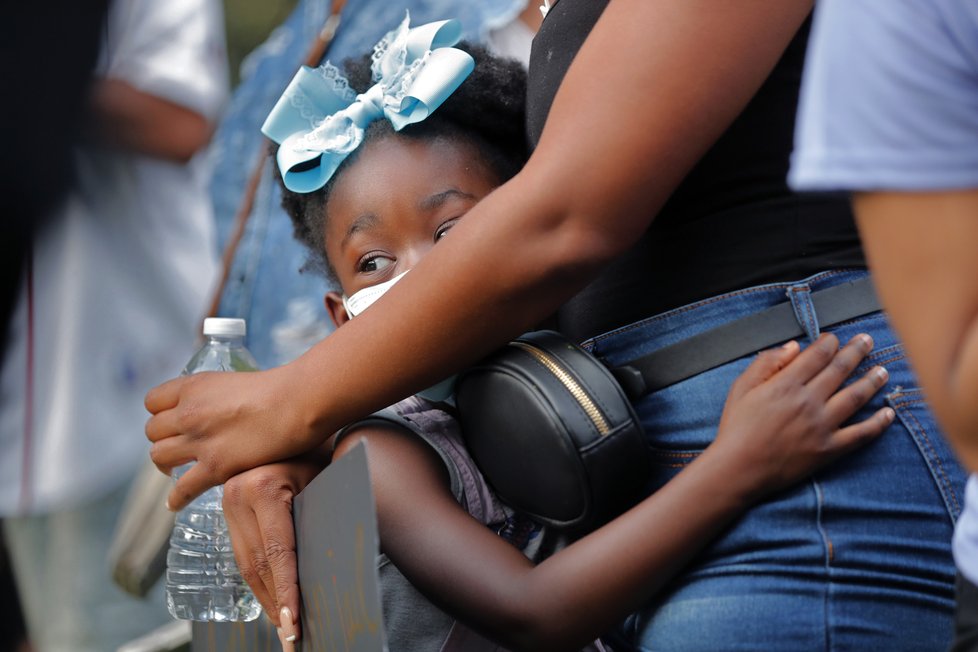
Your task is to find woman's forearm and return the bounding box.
[285,0,815,440]
[148,0,817,508]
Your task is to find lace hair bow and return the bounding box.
[261,13,475,194]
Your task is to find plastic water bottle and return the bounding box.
[166,318,262,622]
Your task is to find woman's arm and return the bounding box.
[335,333,889,652]
[147,0,816,509]
[854,192,978,470]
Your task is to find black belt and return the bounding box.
[609,277,882,398]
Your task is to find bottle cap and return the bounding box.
[203,318,247,338]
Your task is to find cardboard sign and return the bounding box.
[191,619,278,652]
[193,442,385,651]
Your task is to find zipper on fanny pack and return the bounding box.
[511,341,611,436]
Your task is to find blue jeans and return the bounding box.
[584,270,965,651]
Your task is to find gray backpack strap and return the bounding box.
[335,405,465,503]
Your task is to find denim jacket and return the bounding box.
[209,0,527,368]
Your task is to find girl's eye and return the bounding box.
[435,218,460,241]
[358,254,393,274]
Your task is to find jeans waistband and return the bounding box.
[583,269,875,371]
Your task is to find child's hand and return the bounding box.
[711,332,892,501]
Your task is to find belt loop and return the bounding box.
[787,284,820,342]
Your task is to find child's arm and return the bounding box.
[333,332,889,652]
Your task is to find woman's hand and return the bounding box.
[145,365,327,511]
[711,332,893,501]
[222,450,329,647]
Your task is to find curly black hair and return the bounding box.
[276,43,528,281]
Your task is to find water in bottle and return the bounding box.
[166,318,262,622]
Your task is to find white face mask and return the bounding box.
[341,271,409,319]
[339,269,456,403]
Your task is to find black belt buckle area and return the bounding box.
[610,277,882,398]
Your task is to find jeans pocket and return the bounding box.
[839,337,964,523]
[887,385,965,522]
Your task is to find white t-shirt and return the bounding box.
[790,0,978,192]
[0,0,227,515]
[789,0,978,583]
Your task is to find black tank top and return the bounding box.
[527,0,865,342]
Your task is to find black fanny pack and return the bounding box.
[455,277,881,533]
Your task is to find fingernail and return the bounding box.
[781,340,797,350]
[883,407,895,422]
[281,607,296,643]
[875,366,889,383]
[859,334,873,350]
[164,498,172,511]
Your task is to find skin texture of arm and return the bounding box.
[854,191,978,470]
[330,335,890,652]
[146,0,816,509]
[86,77,212,162]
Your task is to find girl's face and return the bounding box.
[322,135,500,327]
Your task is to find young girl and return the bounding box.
[221,22,893,652]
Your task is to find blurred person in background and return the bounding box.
[3,3,109,651]
[0,0,227,649]
[209,0,540,370]
[789,2,978,649]
[1,1,109,368]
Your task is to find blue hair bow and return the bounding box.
[261,13,475,194]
